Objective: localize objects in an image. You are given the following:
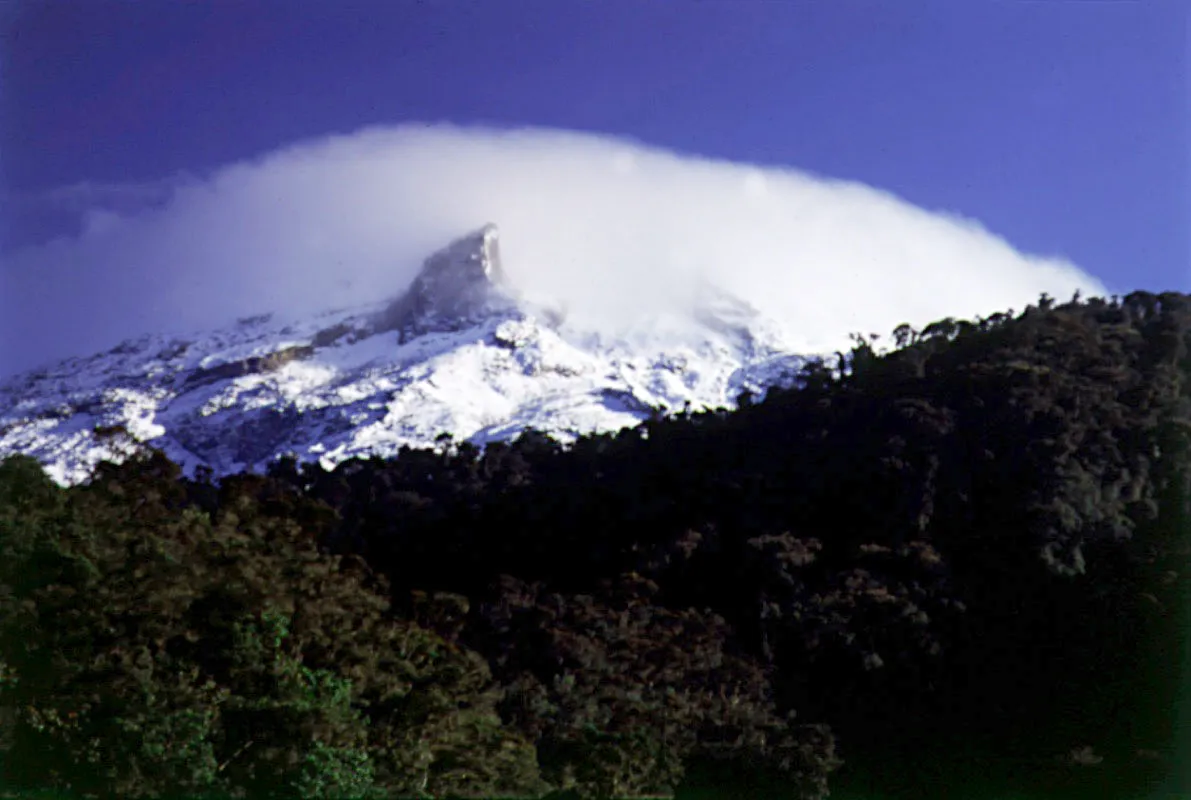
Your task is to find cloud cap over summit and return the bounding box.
[0,124,1107,380]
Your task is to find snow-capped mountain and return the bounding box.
[0,224,819,484]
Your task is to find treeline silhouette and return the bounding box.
[1,290,1188,799]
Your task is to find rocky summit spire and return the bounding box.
[373,223,516,339]
[422,223,505,294]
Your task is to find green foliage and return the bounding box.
[213,608,376,799]
[293,741,378,800]
[0,457,546,799]
[3,289,1191,798]
[469,572,840,799]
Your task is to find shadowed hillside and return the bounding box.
[2,290,1188,799]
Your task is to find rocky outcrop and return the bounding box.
[372,224,518,341]
[182,344,315,390]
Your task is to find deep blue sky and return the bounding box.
[2,0,1188,294]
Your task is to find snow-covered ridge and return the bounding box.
[1,225,818,485]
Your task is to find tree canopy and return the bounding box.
[2,290,1189,799]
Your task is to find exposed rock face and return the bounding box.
[182,345,315,390]
[373,224,517,341]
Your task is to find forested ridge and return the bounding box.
[2,290,1189,799]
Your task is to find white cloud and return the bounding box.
[0,123,1106,380]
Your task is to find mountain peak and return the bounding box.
[373,223,516,338]
[0,222,819,484]
[425,223,504,285]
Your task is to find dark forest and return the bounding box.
[2,290,1189,799]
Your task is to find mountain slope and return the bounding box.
[0,224,818,484]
